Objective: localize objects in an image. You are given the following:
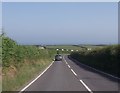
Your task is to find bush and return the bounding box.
[2,36,54,68]
[70,45,120,77]
[2,36,56,91]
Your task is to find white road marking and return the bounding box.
[64,56,93,93]
[63,56,77,76]
[80,80,93,93]
[63,56,68,64]
[19,61,54,92]
[67,65,70,68]
[71,69,77,76]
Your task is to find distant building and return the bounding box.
[39,46,45,49]
[35,45,45,49]
[87,48,91,50]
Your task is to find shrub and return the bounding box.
[70,45,120,77]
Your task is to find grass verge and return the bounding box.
[3,59,52,91]
[0,67,2,92]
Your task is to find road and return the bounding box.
[22,55,120,92]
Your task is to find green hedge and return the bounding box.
[2,36,56,91]
[2,36,53,68]
[70,45,120,77]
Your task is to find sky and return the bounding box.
[0,2,2,33]
[2,2,118,45]
[119,2,120,44]
[1,0,119,2]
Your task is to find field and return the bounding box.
[46,45,108,55]
[46,45,106,52]
[46,45,81,50]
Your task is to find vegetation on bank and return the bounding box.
[70,45,120,78]
[2,36,56,91]
[0,34,1,63]
[0,35,2,92]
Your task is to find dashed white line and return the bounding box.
[63,56,93,93]
[63,56,68,64]
[68,65,71,68]
[71,69,77,76]
[19,61,54,92]
[63,56,77,76]
[80,80,93,93]
[64,60,68,64]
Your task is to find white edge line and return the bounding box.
[71,58,120,80]
[80,80,93,93]
[19,61,54,92]
[71,69,77,76]
[68,65,71,68]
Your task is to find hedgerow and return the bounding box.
[70,45,120,77]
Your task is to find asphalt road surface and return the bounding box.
[23,55,120,92]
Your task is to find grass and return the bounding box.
[46,45,82,50]
[0,67,2,92]
[0,48,2,66]
[46,45,106,51]
[3,59,51,91]
[0,36,2,66]
[2,36,56,91]
[78,45,106,49]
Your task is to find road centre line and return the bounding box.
[63,56,68,64]
[63,56,77,76]
[71,69,77,76]
[65,60,68,64]
[63,56,93,93]
[68,65,71,68]
[80,80,93,93]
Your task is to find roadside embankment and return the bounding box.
[2,36,55,91]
